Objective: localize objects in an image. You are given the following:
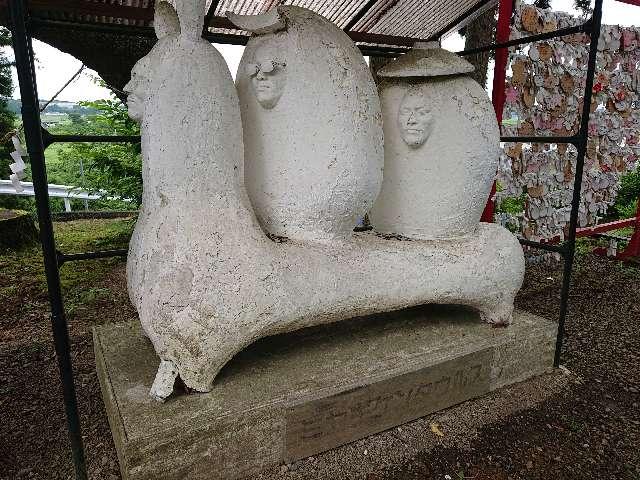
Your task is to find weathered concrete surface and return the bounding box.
[370,43,501,240]
[125,1,525,396]
[95,306,555,480]
[234,6,384,242]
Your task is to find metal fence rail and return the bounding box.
[1,179,107,211]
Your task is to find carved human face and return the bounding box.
[397,91,434,148]
[247,44,286,109]
[124,58,151,123]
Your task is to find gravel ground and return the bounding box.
[1,225,638,480]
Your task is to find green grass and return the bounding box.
[44,143,62,164]
[40,114,69,124]
[54,218,134,296]
[502,119,519,127]
[43,143,86,186]
[54,217,134,252]
[574,230,640,278]
[0,218,134,317]
[562,414,586,433]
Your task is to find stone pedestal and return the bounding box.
[95,306,555,480]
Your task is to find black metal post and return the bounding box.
[554,0,603,367]
[8,1,88,478]
[458,21,590,56]
[202,0,221,36]
[41,128,141,148]
[500,135,578,145]
[518,238,567,254]
[57,249,129,267]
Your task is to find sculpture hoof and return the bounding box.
[149,359,179,402]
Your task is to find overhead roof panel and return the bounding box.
[4,0,496,47]
[357,0,494,38]
[282,0,372,28]
[215,0,379,29]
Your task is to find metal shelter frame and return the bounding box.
[6,0,611,478]
[483,0,640,263]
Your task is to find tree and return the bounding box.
[611,167,640,219]
[574,0,592,16]
[461,7,498,88]
[534,0,552,8]
[51,99,142,207]
[67,112,85,126]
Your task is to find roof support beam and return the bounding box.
[430,0,498,41]
[208,14,421,46]
[203,0,222,33]
[352,0,400,34]
[29,16,411,54]
[21,0,154,21]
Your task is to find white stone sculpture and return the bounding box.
[232,6,384,242]
[370,42,500,240]
[125,1,525,401]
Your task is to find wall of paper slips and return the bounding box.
[496,2,640,241]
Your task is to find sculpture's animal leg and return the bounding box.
[478,296,516,326]
[141,223,525,396]
[150,359,179,402]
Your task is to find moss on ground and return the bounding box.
[0,217,134,320]
[2,216,639,479]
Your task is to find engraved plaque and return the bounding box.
[284,348,492,461]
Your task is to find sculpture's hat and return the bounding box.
[378,42,475,78]
[226,7,286,34]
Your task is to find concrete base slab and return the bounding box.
[94,305,556,480]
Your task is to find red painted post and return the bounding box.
[576,217,639,237]
[618,196,640,260]
[605,0,640,260]
[481,0,514,222]
[615,0,640,6]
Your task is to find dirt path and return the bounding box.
[1,220,638,479]
[375,255,640,480]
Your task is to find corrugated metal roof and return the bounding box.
[1,0,497,47]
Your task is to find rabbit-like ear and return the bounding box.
[154,1,181,39]
[174,0,207,41]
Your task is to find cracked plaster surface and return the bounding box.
[125,1,525,398]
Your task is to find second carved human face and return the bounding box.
[248,44,287,109]
[397,91,434,148]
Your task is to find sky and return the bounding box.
[8,0,640,102]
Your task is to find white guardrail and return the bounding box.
[0,179,107,212]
